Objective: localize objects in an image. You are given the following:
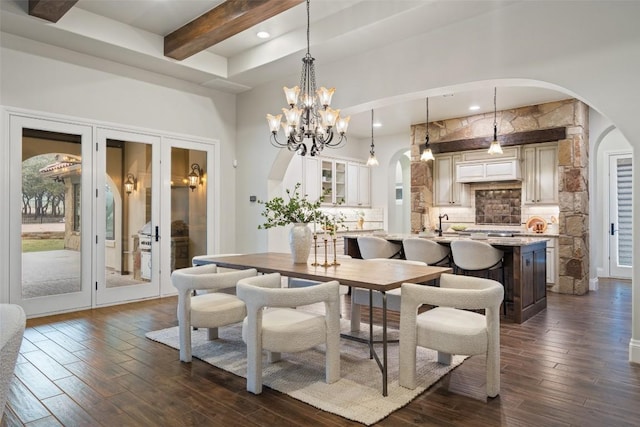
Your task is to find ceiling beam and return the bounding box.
[165,0,304,61]
[28,0,78,23]
[421,127,567,155]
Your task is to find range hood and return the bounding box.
[456,158,522,183]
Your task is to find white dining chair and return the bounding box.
[236,273,341,394]
[399,273,504,397]
[171,264,258,362]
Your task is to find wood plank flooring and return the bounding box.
[3,278,640,426]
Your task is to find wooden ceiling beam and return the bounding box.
[165,0,303,60]
[29,0,78,23]
[421,127,567,155]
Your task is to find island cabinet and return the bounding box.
[504,240,547,323]
[343,234,547,324]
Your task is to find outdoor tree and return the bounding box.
[22,155,66,220]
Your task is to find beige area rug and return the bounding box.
[146,322,466,426]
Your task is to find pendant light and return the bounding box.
[366,109,379,166]
[420,97,434,161]
[487,87,503,154]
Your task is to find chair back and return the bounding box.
[403,238,450,265]
[450,240,503,271]
[357,236,401,259]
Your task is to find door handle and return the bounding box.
[611,223,615,236]
[155,226,159,242]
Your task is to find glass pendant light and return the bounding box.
[366,109,379,166]
[487,87,503,154]
[420,97,434,161]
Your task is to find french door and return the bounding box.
[608,153,633,279]
[8,111,216,316]
[9,114,93,316]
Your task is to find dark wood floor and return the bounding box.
[3,278,640,426]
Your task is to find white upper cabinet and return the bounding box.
[321,159,347,205]
[523,143,558,204]
[347,162,371,207]
[434,154,470,206]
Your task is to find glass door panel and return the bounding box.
[96,129,161,305]
[9,115,92,316]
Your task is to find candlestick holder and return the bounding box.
[311,233,320,266]
[321,237,331,267]
[332,234,340,266]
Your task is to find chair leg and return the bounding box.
[207,327,219,340]
[350,303,361,332]
[437,351,452,365]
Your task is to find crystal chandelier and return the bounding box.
[266,0,349,156]
[366,109,379,166]
[487,87,503,154]
[420,97,434,161]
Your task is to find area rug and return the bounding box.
[146,322,466,425]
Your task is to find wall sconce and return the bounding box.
[124,173,137,195]
[188,163,202,191]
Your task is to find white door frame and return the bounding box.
[608,151,633,279]
[8,113,93,316]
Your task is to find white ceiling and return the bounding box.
[0,0,570,138]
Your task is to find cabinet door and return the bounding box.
[304,157,320,202]
[358,164,370,206]
[321,159,333,203]
[521,252,534,308]
[536,146,558,204]
[546,247,555,284]
[523,147,537,204]
[533,248,547,303]
[334,161,346,204]
[346,162,359,206]
[450,154,469,206]
[434,155,454,206]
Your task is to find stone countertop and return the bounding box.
[343,233,549,247]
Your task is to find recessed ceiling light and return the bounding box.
[469,105,480,111]
[256,31,270,39]
[373,122,382,128]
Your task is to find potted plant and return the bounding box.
[258,183,329,263]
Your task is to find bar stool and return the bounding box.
[403,238,451,266]
[450,240,508,315]
[357,236,402,259]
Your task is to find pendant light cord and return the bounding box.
[370,109,375,154]
[306,0,311,55]
[425,97,430,144]
[493,87,497,138]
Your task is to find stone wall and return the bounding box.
[410,99,589,295]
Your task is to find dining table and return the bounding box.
[193,252,452,396]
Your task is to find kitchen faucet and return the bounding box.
[437,213,449,237]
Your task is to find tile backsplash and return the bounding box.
[475,189,521,225]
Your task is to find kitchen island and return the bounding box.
[344,234,548,323]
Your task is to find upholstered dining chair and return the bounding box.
[450,240,506,314]
[357,236,402,260]
[1,304,26,418]
[191,253,243,295]
[398,273,504,398]
[171,264,258,362]
[236,273,341,395]
[350,258,427,332]
[403,238,451,266]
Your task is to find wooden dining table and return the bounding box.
[194,252,452,396]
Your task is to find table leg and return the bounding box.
[369,289,374,359]
[382,290,388,397]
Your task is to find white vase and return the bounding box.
[289,223,312,264]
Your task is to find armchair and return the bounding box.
[171,264,258,362]
[236,273,341,394]
[399,273,504,397]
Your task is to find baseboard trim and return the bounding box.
[589,277,599,291]
[629,339,640,364]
